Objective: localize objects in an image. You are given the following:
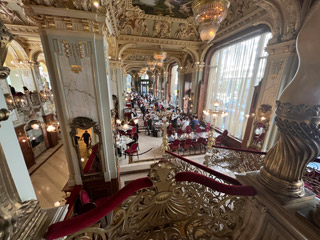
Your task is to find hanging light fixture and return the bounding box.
[193,0,230,42]
[156,61,163,67]
[147,60,156,71]
[153,51,167,62]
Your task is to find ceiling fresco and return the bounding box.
[132,0,193,19]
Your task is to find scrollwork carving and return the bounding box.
[105,159,247,239]
[0,20,13,79]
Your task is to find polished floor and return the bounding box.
[31,146,69,209]
[30,121,232,209]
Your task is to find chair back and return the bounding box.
[80,190,91,205]
[131,143,139,151]
[167,129,173,136]
[177,129,184,135]
[185,139,192,145]
[196,128,202,133]
[215,135,223,143]
[173,139,180,146]
[186,128,192,134]
[131,126,137,134]
[133,133,139,141]
[186,125,191,131]
[198,138,204,144]
[194,125,200,131]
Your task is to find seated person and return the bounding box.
[190,116,199,129]
[181,117,190,131]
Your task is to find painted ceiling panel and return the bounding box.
[132,0,193,18]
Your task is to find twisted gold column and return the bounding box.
[259,2,320,198]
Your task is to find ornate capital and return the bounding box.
[0,20,13,68]
[109,60,122,69]
[265,39,296,56]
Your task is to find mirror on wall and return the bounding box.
[70,117,102,177]
[250,104,272,150]
[25,120,47,158]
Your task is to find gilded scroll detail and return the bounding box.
[104,160,246,239]
[259,101,320,197]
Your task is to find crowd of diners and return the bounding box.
[115,92,229,160]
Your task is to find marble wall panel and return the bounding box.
[58,54,98,122]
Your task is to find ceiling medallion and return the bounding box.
[192,0,230,42]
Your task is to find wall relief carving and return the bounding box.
[153,20,171,38]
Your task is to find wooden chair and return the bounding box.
[125,143,139,163]
[177,129,184,136]
[180,139,192,155]
[169,139,180,154]
[192,138,204,154]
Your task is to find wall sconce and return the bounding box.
[0,108,10,128]
[13,92,28,108]
[47,124,56,132]
[40,90,50,102]
[31,123,40,130]
[4,93,16,110]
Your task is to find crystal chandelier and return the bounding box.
[147,60,156,71]
[153,51,167,68]
[153,51,167,62]
[193,0,230,42]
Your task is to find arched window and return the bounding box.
[205,32,272,139]
[126,74,132,92]
[170,64,179,105]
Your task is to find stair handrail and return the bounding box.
[166,150,242,185]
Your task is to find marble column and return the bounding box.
[177,69,185,109]
[163,71,168,103]
[0,20,36,201]
[30,13,117,184]
[110,61,124,118]
[191,62,205,114]
[254,40,298,151]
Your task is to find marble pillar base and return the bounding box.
[236,172,320,240]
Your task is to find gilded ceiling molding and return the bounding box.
[265,39,296,57]
[199,42,214,63]
[117,35,201,48]
[4,23,39,36]
[252,0,302,43]
[22,1,116,36]
[118,43,137,60]
[183,47,200,63]
[0,2,29,25]
[166,56,182,67]
[215,8,268,43]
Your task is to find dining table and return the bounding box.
[118,125,133,132]
[116,135,135,156]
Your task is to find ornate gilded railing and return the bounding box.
[204,146,320,198]
[46,153,257,240]
[204,146,267,173]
